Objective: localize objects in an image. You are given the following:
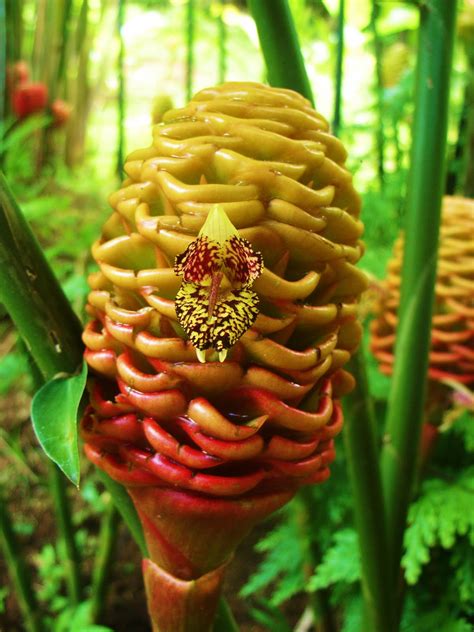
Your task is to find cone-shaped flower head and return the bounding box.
[371,196,474,388]
[82,82,366,631]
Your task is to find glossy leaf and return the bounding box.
[31,360,87,486]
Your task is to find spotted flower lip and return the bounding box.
[174,205,264,362]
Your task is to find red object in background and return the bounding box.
[51,99,72,127]
[13,61,30,85]
[11,83,48,118]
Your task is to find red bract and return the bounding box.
[51,99,72,128]
[11,83,48,119]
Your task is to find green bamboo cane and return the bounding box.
[380,0,457,620]
[186,0,195,102]
[332,0,345,136]
[89,498,120,622]
[369,0,385,188]
[5,0,22,64]
[0,0,6,144]
[343,351,394,632]
[116,0,126,178]
[56,0,73,97]
[48,461,83,604]
[247,0,314,104]
[0,495,45,632]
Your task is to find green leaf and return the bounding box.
[31,360,87,486]
[96,470,148,557]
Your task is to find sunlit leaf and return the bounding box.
[31,360,87,486]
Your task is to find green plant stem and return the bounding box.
[0,171,83,379]
[213,596,240,632]
[24,342,84,608]
[247,0,314,104]
[95,470,147,557]
[0,495,45,632]
[56,0,73,96]
[186,0,195,102]
[89,498,120,622]
[48,461,82,605]
[343,350,394,632]
[369,0,385,188]
[332,0,345,136]
[116,0,126,178]
[295,489,337,632]
[380,0,457,621]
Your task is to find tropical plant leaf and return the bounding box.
[31,360,87,486]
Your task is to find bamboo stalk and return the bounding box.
[369,0,385,188]
[5,0,22,63]
[116,0,126,178]
[380,1,457,622]
[247,0,314,104]
[343,351,394,632]
[186,0,195,102]
[56,0,73,98]
[48,462,83,605]
[0,494,45,632]
[332,0,345,136]
[89,498,120,623]
[1,0,6,138]
[65,0,90,168]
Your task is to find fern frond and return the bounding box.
[240,518,305,603]
[308,529,360,591]
[402,467,474,584]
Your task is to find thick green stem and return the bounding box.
[89,498,120,622]
[0,495,45,632]
[186,0,195,102]
[332,0,345,136]
[380,0,457,619]
[0,171,83,380]
[56,0,73,97]
[369,0,385,188]
[343,351,394,632]
[247,0,314,104]
[116,0,126,178]
[48,461,82,605]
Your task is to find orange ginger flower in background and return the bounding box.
[371,196,474,444]
[371,196,474,387]
[81,82,367,631]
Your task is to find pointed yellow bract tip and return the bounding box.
[196,349,207,363]
[199,204,238,244]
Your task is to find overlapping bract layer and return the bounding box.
[83,83,365,503]
[371,196,474,386]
